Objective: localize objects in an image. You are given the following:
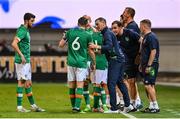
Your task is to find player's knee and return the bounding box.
[25,82,32,88]
[144,85,151,90]
[68,81,76,88]
[18,80,25,86]
[25,84,30,88]
[77,81,84,88]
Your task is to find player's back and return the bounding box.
[66,28,92,68]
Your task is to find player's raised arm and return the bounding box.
[88,43,96,70]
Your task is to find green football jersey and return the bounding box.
[66,28,93,68]
[92,32,108,70]
[15,25,31,63]
[86,28,94,61]
[86,28,94,35]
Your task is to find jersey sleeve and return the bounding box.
[16,28,27,41]
[149,36,158,50]
[129,29,140,43]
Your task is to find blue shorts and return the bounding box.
[142,62,159,85]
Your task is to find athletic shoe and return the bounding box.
[92,107,104,113]
[102,105,109,112]
[136,102,143,110]
[141,107,150,113]
[83,106,91,112]
[104,109,119,113]
[149,108,160,113]
[141,108,160,113]
[17,107,30,113]
[106,104,111,108]
[72,108,86,113]
[117,103,124,111]
[123,104,134,113]
[31,106,45,112]
[130,107,138,112]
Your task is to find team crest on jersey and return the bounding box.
[125,37,129,42]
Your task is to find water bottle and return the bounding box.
[149,67,155,77]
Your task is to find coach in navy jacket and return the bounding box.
[90,17,133,113]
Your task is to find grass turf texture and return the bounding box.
[0,83,180,118]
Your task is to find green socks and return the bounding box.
[75,88,83,109]
[17,87,23,106]
[100,87,107,105]
[83,84,90,105]
[69,88,75,108]
[93,86,101,108]
[25,87,35,105]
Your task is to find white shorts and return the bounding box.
[15,63,32,80]
[94,69,107,84]
[67,66,87,82]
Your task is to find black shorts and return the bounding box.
[142,62,159,85]
[124,62,138,79]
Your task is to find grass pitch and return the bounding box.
[0,83,180,118]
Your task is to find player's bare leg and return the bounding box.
[123,79,131,97]
[128,78,136,107]
[135,82,143,109]
[142,85,159,113]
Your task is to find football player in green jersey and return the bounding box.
[82,15,99,112]
[11,13,45,113]
[82,15,94,112]
[59,16,95,113]
[91,30,109,113]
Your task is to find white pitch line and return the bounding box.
[120,112,137,119]
[90,95,137,119]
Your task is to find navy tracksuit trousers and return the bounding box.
[107,59,130,110]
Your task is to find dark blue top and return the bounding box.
[101,27,125,62]
[126,21,140,34]
[117,28,140,63]
[141,32,159,65]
